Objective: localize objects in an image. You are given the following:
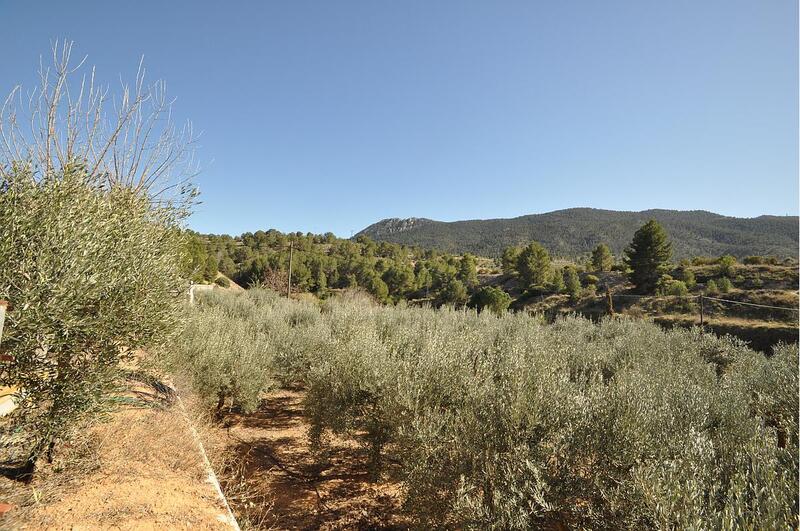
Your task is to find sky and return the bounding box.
[1,1,798,236]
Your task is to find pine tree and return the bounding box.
[549,267,565,293]
[591,243,614,272]
[516,242,551,289]
[469,286,512,316]
[501,246,521,275]
[563,265,581,300]
[458,253,479,288]
[436,278,469,308]
[624,220,672,293]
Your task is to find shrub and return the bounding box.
[0,164,187,460]
[469,286,512,316]
[170,302,272,415]
[660,278,689,297]
[718,277,733,293]
[174,290,799,529]
[706,279,719,294]
[692,256,718,266]
[436,278,469,308]
[584,274,599,285]
[549,267,565,293]
[674,266,696,289]
[717,255,737,277]
[214,275,231,288]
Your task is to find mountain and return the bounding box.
[356,208,799,259]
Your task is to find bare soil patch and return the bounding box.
[215,388,407,530]
[0,384,233,530]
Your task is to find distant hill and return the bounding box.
[356,209,799,259]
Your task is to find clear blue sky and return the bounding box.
[2,1,797,236]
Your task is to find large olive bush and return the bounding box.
[0,163,188,458]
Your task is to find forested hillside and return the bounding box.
[357,208,799,258]
[191,230,485,304]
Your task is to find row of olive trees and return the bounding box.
[0,42,195,468]
[175,290,798,530]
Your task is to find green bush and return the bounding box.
[549,267,565,293]
[469,286,512,316]
[0,163,187,458]
[171,302,272,415]
[436,278,469,308]
[706,279,719,294]
[584,274,599,285]
[717,255,737,277]
[563,265,581,300]
[718,277,733,293]
[214,275,231,288]
[658,277,689,297]
[692,256,718,266]
[673,266,697,289]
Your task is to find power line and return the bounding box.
[703,296,799,312]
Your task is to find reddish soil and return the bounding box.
[217,388,407,530]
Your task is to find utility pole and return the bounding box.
[287,241,294,299]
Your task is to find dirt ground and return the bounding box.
[215,388,407,530]
[0,383,234,530]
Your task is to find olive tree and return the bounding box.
[0,42,196,466]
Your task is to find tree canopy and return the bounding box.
[624,220,673,293]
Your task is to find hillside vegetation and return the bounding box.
[357,208,799,258]
[166,289,799,529]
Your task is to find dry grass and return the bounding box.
[0,373,233,530]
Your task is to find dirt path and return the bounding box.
[218,389,406,530]
[0,384,235,530]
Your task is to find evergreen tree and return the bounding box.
[563,265,581,300]
[414,264,433,292]
[458,253,479,288]
[516,242,551,288]
[591,243,614,272]
[436,278,469,308]
[501,246,521,275]
[624,220,673,293]
[202,255,219,282]
[717,255,737,277]
[469,286,512,316]
[549,267,565,293]
[382,264,416,298]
